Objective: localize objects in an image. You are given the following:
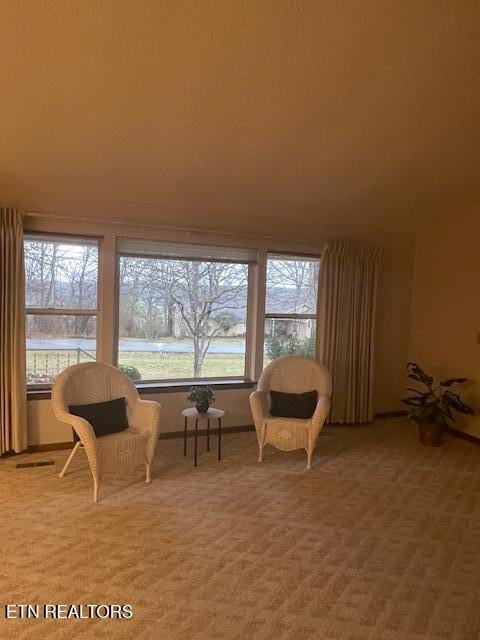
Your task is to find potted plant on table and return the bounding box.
[188,385,215,414]
[402,362,475,446]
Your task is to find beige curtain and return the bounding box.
[317,240,381,423]
[1,207,27,453]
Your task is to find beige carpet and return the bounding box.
[1,418,480,640]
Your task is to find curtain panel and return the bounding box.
[317,240,381,424]
[0,207,27,453]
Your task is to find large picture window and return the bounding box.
[117,240,256,382]
[22,233,321,389]
[24,234,99,385]
[264,253,320,364]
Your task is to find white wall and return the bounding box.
[27,388,253,446]
[410,205,480,438]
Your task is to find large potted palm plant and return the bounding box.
[402,363,475,446]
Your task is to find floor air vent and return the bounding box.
[16,461,55,469]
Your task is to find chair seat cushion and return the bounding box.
[69,397,129,441]
[270,389,318,419]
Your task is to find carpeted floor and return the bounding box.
[1,418,480,640]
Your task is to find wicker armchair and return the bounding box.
[250,356,332,469]
[52,362,161,503]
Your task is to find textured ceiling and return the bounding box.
[1,1,480,235]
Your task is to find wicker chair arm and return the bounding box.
[130,399,161,462]
[56,412,96,444]
[311,394,331,430]
[249,390,268,431]
[130,399,161,433]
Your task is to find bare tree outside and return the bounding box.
[24,237,99,384]
[24,240,320,384]
[118,257,248,379]
[265,255,320,361]
[25,240,97,309]
[266,257,319,314]
[166,260,248,377]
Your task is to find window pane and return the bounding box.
[26,315,96,385]
[264,318,316,363]
[24,237,98,309]
[118,256,248,380]
[266,255,320,315]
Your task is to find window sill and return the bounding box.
[135,379,256,394]
[27,379,256,401]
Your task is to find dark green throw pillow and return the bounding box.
[69,397,129,442]
[270,389,318,419]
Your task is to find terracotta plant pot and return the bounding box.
[418,420,443,447]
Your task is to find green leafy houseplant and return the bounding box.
[187,385,215,414]
[402,362,475,446]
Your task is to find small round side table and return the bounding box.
[182,407,225,467]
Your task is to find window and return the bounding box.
[117,239,256,382]
[24,234,99,385]
[23,232,321,389]
[264,253,320,363]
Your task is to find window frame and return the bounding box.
[263,251,321,366]
[24,232,101,389]
[115,242,256,384]
[23,228,322,395]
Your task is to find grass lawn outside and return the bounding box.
[118,351,246,380]
[27,348,247,383]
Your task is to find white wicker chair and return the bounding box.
[250,356,332,469]
[51,362,161,503]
